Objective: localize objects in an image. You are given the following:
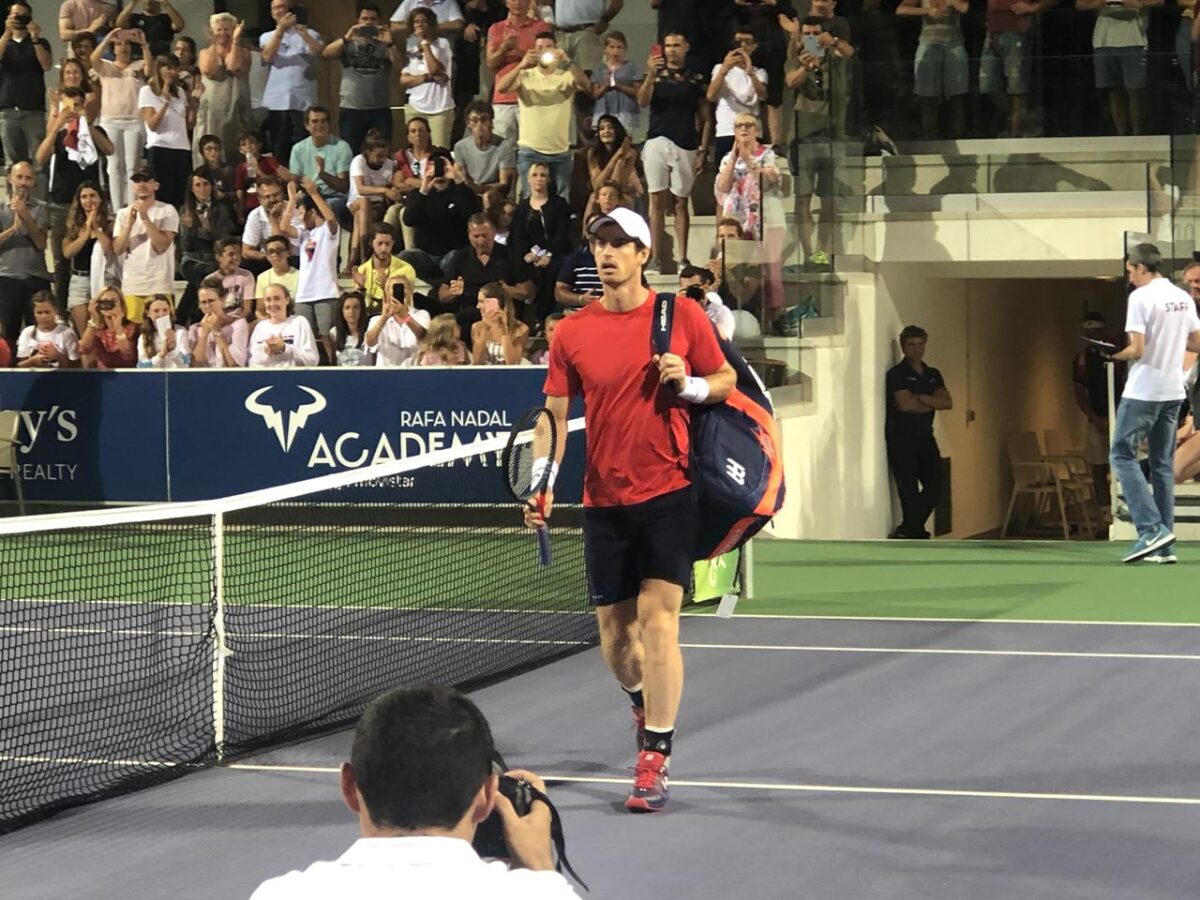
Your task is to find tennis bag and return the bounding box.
[652,292,785,559]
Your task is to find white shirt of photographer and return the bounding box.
[367,310,432,367]
[710,63,768,138]
[249,836,580,899]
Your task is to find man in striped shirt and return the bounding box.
[553,214,603,309]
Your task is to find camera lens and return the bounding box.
[541,50,556,65]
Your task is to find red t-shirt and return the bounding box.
[544,288,726,508]
[488,16,545,106]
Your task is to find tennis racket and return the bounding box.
[503,406,559,566]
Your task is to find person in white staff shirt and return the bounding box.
[248,281,320,367]
[16,290,81,368]
[249,683,578,900]
[1108,241,1200,564]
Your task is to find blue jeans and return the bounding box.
[516,148,573,200]
[1109,397,1180,536]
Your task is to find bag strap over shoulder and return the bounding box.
[651,291,675,357]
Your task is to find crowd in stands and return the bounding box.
[7,0,1197,370]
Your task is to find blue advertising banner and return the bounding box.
[0,371,168,502]
[0,369,584,505]
[166,369,584,503]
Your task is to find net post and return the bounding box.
[211,510,228,760]
[1106,361,1117,541]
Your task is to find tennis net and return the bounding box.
[0,418,593,834]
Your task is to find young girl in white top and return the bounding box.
[17,292,81,368]
[282,177,340,353]
[139,53,194,208]
[329,290,374,367]
[190,276,250,367]
[137,294,192,368]
[365,275,431,368]
[470,281,529,365]
[248,283,321,368]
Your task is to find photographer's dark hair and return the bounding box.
[680,264,715,286]
[899,325,928,343]
[1128,242,1162,273]
[351,684,495,830]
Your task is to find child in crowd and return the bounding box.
[470,281,528,365]
[328,290,373,367]
[591,31,640,134]
[190,276,249,368]
[137,294,192,368]
[17,292,81,369]
[197,134,239,221]
[353,223,417,313]
[366,275,431,368]
[409,313,468,366]
[248,283,320,368]
[348,130,401,270]
[213,236,257,319]
[528,312,562,365]
[253,233,299,321]
[234,131,288,217]
[282,177,341,349]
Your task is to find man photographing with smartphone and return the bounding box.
[0,1,52,173]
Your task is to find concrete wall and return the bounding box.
[771,270,1128,541]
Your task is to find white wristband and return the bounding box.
[530,457,559,490]
[678,376,710,404]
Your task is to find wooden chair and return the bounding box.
[1002,431,1095,539]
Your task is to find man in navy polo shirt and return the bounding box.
[885,324,952,539]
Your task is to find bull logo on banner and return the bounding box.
[244,386,327,452]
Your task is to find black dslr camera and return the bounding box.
[472,772,533,860]
[471,757,587,890]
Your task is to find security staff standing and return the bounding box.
[885,324,952,539]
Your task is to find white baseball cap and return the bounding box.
[586,208,652,248]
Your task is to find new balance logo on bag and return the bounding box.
[652,293,786,560]
[725,458,747,485]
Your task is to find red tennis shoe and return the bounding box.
[625,750,669,812]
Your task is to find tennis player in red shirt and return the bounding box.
[526,207,735,812]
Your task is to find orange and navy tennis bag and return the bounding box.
[653,291,785,560]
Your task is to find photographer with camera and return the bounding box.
[259,0,325,167]
[494,31,591,199]
[0,2,52,173]
[785,16,848,270]
[250,684,579,898]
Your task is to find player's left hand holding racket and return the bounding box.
[504,406,559,566]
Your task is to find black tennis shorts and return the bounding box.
[582,485,698,607]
